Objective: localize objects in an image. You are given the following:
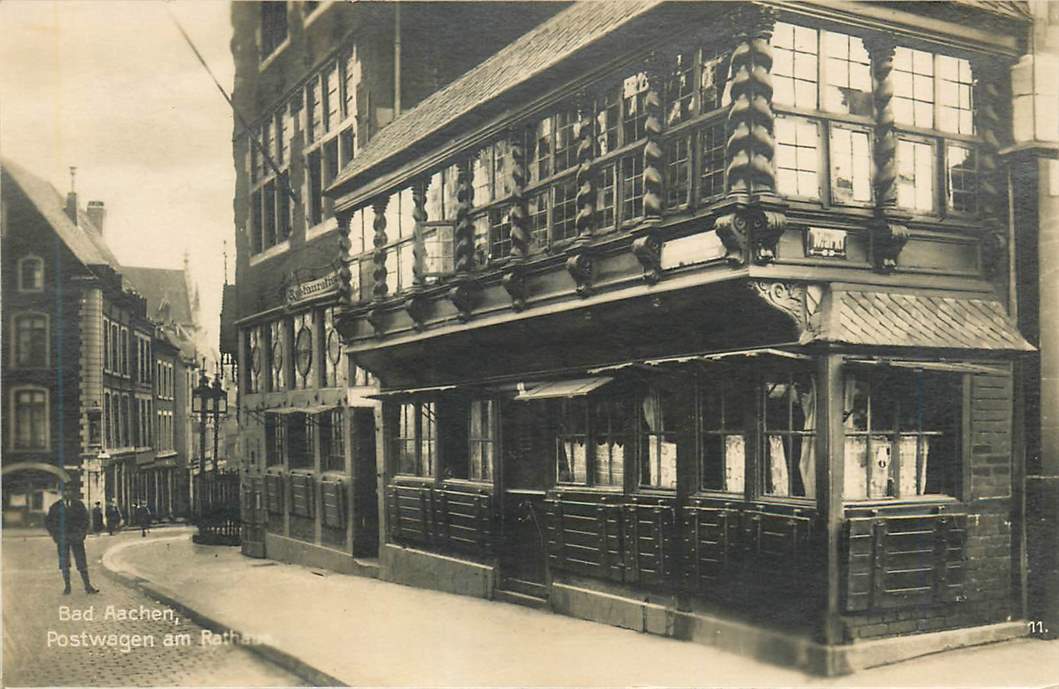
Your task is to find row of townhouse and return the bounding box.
[223,0,1059,676]
[1,158,209,526]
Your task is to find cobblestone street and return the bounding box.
[2,529,302,687]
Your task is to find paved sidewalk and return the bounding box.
[103,535,1059,688]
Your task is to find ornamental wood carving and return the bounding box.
[631,232,663,284]
[336,213,354,307]
[715,206,786,266]
[865,36,898,210]
[501,264,528,311]
[404,291,429,330]
[411,179,429,287]
[575,92,596,238]
[982,230,1008,279]
[749,280,806,331]
[871,220,910,273]
[508,126,530,259]
[565,251,595,297]
[973,59,1005,227]
[454,161,476,274]
[371,196,389,301]
[448,278,482,322]
[366,305,386,336]
[725,6,778,200]
[642,54,665,221]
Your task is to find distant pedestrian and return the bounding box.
[106,500,122,535]
[134,502,151,537]
[44,483,100,595]
[91,502,104,534]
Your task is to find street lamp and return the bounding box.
[191,363,227,477]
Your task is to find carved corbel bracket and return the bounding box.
[365,306,386,337]
[715,210,749,267]
[448,278,482,322]
[871,218,910,273]
[630,232,663,284]
[981,229,1008,279]
[748,280,811,333]
[748,207,786,265]
[565,250,596,297]
[404,290,430,331]
[501,262,528,311]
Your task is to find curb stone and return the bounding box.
[100,534,347,687]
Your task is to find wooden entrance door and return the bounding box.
[499,401,552,595]
[352,409,379,557]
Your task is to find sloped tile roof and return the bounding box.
[813,289,1033,351]
[950,0,1032,20]
[121,266,194,326]
[2,157,120,268]
[329,0,660,193]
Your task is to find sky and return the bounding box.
[0,0,235,352]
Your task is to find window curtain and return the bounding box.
[798,380,817,498]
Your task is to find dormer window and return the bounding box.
[17,256,43,292]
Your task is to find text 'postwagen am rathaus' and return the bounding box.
[223,1,1052,675]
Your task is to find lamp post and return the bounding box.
[191,363,228,477]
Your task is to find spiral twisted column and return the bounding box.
[336,213,354,307]
[575,91,596,238]
[454,160,476,274]
[725,6,778,200]
[508,127,530,259]
[973,59,1004,224]
[411,179,428,286]
[865,35,899,210]
[371,195,389,301]
[642,55,665,220]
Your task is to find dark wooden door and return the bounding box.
[353,409,379,557]
[500,402,552,591]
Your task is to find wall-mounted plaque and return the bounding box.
[806,227,848,258]
[660,230,727,270]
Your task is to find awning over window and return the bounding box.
[845,358,1008,375]
[368,384,458,400]
[514,377,613,401]
[808,289,1034,352]
[264,404,338,415]
[587,347,808,374]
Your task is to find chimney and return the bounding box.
[65,166,78,225]
[87,201,106,233]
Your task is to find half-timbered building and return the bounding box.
[319,0,1039,673]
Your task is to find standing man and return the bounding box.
[91,501,104,535]
[45,482,100,595]
[134,502,151,537]
[106,500,121,535]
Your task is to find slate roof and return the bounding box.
[2,157,120,269]
[811,289,1034,352]
[329,0,660,194]
[121,266,194,326]
[950,0,1033,20]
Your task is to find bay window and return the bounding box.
[830,125,872,204]
[640,385,690,490]
[699,49,730,113]
[596,165,617,230]
[622,71,649,143]
[821,30,872,116]
[897,137,936,213]
[666,135,692,208]
[763,371,817,498]
[843,368,960,500]
[666,50,696,126]
[946,143,978,214]
[894,47,936,129]
[620,154,644,222]
[700,378,748,494]
[395,401,436,477]
[775,116,821,200]
[772,23,819,111]
[699,122,726,203]
[468,399,496,482]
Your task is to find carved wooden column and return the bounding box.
[405,179,430,328]
[367,195,389,334]
[502,125,530,310]
[974,58,1007,279]
[449,159,481,320]
[632,55,666,283]
[567,91,597,296]
[865,35,909,273]
[715,5,786,266]
[336,212,355,307]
